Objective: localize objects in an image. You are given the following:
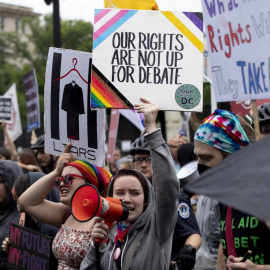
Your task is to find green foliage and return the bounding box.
[0,14,94,128]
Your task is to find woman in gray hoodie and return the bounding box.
[80,98,180,270]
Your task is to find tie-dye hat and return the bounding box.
[195,109,250,153]
[67,160,111,193]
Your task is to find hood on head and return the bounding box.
[0,160,23,208]
[107,169,154,227]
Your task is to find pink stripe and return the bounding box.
[95,9,111,24]
[94,10,129,40]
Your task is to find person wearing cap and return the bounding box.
[130,134,201,270]
[193,109,270,270]
[19,146,112,270]
[31,135,59,174]
[257,103,270,138]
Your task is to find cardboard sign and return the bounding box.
[0,97,12,122]
[202,0,270,102]
[8,223,53,270]
[4,84,23,142]
[22,69,40,132]
[44,48,106,167]
[91,9,203,111]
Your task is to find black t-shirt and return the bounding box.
[171,192,200,258]
[219,204,270,265]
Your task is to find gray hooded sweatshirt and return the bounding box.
[80,129,179,270]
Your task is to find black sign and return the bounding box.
[8,223,54,270]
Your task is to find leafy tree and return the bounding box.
[0,14,94,128]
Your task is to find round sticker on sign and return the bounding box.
[175,84,201,110]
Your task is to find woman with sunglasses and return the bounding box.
[80,97,180,270]
[19,149,111,270]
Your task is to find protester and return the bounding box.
[0,147,11,161]
[2,172,59,269]
[177,143,197,169]
[257,103,270,138]
[16,148,42,173]
[1,122,17,161]
[168,135,181,172]
[0,160,23,269]
[30,134,59,174]
[108,147,121,176]
[119,160,133,170]
[192,109,270,270]
[130,134,201,270]
[19,150,112,270]
[80,97,179,270]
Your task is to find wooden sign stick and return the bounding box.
[251,100,261,141]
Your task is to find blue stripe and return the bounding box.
[93,10,137,49]
[95,9,103,17]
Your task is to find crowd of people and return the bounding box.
[0,100,270,270]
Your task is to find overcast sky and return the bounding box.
[0,0,202,23]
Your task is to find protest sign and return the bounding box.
[22,69,40,132]
[8,223,53,270]
[230,99,270,116]
[0,97,12,122]
[4,84,23,142]
[44,48,106,167]
[202,0,270,102]
[91,9,203,111]
[119,109,144,131]
[106,109,120,163]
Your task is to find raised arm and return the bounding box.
[134,97,180,243]
[18,144,75,227]
[1,122,17,160]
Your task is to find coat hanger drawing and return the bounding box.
[53,58,90,85]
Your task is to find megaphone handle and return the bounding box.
[95,242,102,270]
[94,221,113,244]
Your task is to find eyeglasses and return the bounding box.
[54,174,85,189]
[133,157,151,165]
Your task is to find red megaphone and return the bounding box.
[70,184,129,223]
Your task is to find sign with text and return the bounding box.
[8,223,53,270]
[22,69,40,132]
[44,48,106,167]
[0,97,12,122]
[202,0,270,102]
[4,84,23,142]
[91,9,203,111]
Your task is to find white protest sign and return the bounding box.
[91,9,203,111]
[22,69,40,132]
[119,109,145,131]
[202,0,270,102]
[44,48,106,167]
[4,84,22,142]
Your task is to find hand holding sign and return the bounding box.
[1,237,10,253]
[134,97,158,134]
[54,143,75,176]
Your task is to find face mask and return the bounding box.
[197,164,211,175]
